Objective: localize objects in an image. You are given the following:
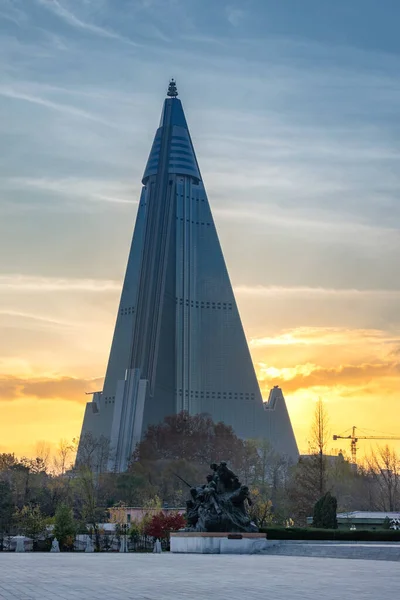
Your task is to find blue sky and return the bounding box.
[1,0,400,455]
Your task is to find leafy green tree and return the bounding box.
[15,505,48,549]
[54,504,76,551]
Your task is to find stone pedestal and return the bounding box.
[170,532,269,554]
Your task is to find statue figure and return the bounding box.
[217,461,237,493]
[185,499,198,528]
[231,485,253,514]
[183,461,258,533]
[203,480,222,515]
[119,535,128,553]
[153,539,162,553]
[15,536,25,553]
[85,537,94,553]
[50,538,60,553]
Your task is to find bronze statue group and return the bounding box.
[185,461,258,533]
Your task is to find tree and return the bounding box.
[129,412,250,507]
[365,445,400,511]
[0,454,18,472]
[74,433,111,473]
[248,489,273,528]
[15,505,48,549]
[135,412,244,467]
[288,456,321,525]
[73,465,108,551]
[53,439,74,476]
[34,441,52,473]
[144,511,185,540]
[309,399,330,496]
[0,481,13,550]
[312,492,338,529]
[54,504,76,551]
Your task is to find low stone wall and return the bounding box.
[262,540,400,562]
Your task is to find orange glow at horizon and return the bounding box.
[2,307,400,460]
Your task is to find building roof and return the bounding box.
[337,511,400,520]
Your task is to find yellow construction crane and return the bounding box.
[333,426,400,464]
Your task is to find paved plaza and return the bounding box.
[0,554,399,600]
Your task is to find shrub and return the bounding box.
[144,511,185,540]
[312,492,338,529]
[260,526,400,541]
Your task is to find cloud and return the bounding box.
[36,0,139,46]
[0,0,27,27]
[212,204,400,243]
[250,327,393,348]
[0,86,113,125]
[0,274,121,293]
[6,176,138,205]
[0,374,104,402]
[257,360,400,394]
[0,309,73,328]
[236,286,400,300]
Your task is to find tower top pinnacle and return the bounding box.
[167,78,178,98]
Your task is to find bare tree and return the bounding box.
[309,399,330,496]
[73,433,111,473]
[365,445,400,511]
[34,441,51,472]
[52,439,74,476]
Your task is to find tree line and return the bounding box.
[1,403,399,549]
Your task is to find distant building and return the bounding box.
[108,506,185,525]
[307,511,400,530]
[77,81,298,472]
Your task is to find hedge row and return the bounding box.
[260,527,400,541]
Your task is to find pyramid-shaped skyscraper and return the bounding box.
[78,81,298,471]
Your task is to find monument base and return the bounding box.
[170,532,268,554]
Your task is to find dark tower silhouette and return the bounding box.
[78,82,298,471]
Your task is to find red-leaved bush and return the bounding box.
[144,511,185,539]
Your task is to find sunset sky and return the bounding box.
[1,0,400,459]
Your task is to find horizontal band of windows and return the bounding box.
[172,135,188,141]
[175,298,233,310]
[177,389,255,399]
[176,217,211,226]
[178,195,206,202]
[119,306,135,316]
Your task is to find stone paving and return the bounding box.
[0,554,399,600]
